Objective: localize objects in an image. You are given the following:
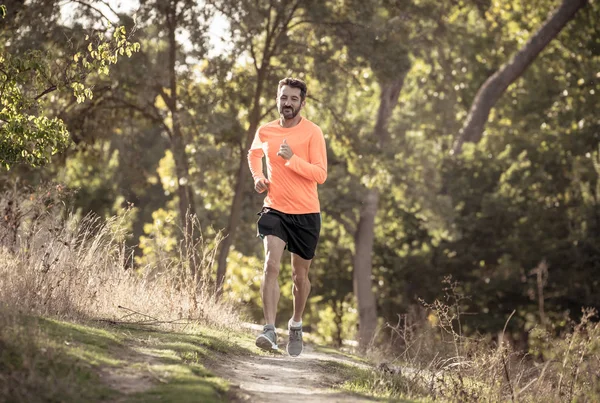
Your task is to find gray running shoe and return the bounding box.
[255,324,278,352]
[287,324,303,357]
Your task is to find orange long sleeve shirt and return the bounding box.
[248,118,327,214]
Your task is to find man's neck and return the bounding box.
[280,115,302,128]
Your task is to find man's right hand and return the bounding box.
[255,178,270,193]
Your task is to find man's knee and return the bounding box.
[264,259,280,277]
[292,270,309,285]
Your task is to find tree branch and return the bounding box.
[96,0,121,18]
[108,95,172,138]
[261,1,278,65]
[259,104,277,121]
[66,0,117,24]
[34,85,58,101]
[249,38,260,72]
[452,0,588,155]
[269,0,301,58]
[156,85,174,110]
[327,209,356,235]
[287,19,367,31]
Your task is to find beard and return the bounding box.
[279,105,300,120]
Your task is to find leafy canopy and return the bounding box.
[0,6,140,170]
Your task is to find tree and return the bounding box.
[436,0,600,335]
[452,0,588,155]
[211,0,309,295]
[105,0,213,281]
[309,0,429,349]
[352,77,408,349]
[0,3,139,169]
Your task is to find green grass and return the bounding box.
[1,312,434,402]
[0,313,256,402]
[316,359,428,402]
[313,344,369,363]
[124,362,229,403]
[0,315,119,402]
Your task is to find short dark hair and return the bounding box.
[278,77,307,102]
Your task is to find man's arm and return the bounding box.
[247,130,269,192]
[285,129,327,184]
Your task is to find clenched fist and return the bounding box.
[277,138,294,160]
[255,178,270,193]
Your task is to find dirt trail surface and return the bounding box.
[209,326,375,402]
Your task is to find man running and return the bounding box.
[248,77,327,357]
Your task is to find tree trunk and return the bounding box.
[354,76,406,350]
[214,136,253,293]
[171,119,196,221]
[333,299,344,347]
[452,0,588,155]
[166,3,198,279]
[213,1,303,296]
[353,188,380,349]
[215,67,267,295]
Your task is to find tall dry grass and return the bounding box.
[367,276,600,402]
[0,183,240,328]
[0,183,244,402]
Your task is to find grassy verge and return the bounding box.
[321,301,600,402]
[0,193,250,401]
[0,312,256,402]
[316,359,430,403]
[313,344,369,364]
[315,302,600,403]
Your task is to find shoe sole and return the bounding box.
[256,335,278,352]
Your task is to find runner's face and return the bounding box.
[277,85,304,120]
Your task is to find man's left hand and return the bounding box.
[277,138,294,160]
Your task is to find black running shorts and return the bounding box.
[256,207,321,260]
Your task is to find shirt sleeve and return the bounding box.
[247,129,265,183]
[285,128,327,184]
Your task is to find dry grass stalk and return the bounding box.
[0,184,240,329]
[369,278,600,402]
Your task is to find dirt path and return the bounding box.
[209,342,376,402]
[91,323,377,402]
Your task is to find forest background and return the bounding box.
[1,0,599,354]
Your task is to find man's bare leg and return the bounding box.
[287,253,311,356]
[290,253,312,322]
[261,235,286,325]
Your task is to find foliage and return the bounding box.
[0,6,139,169]
[1,0,599,356]
[0,49,71,169]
